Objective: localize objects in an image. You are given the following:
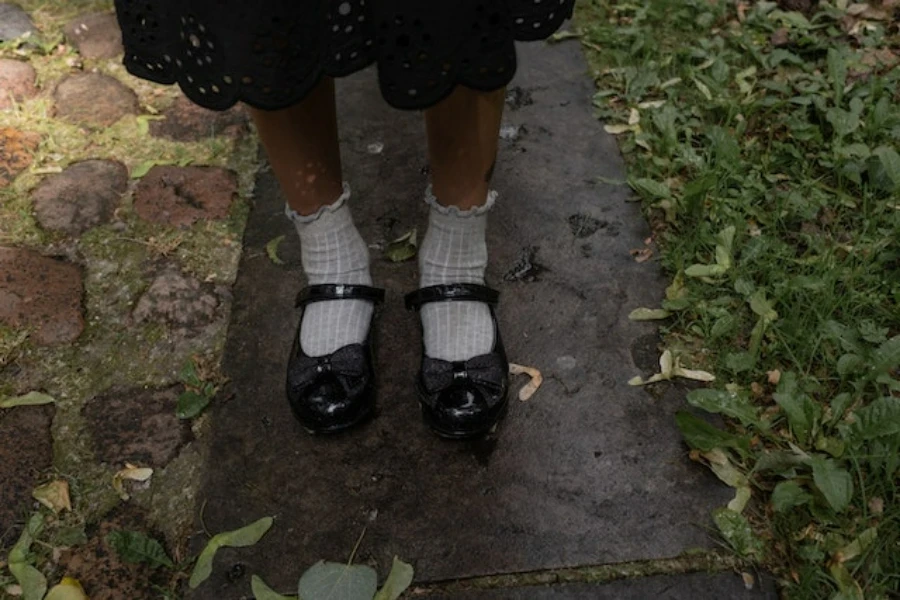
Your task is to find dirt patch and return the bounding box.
[0,247,84,345]
[82,386,191,468]
[133,165,238,227]
[0,127,39,188]
[53,73,139,128]
[57,505,176,600]
[0,58,37,109]
[32,159,128,235]
[150,97,249,142]
[0,403,54,545]
[64,12,123,60]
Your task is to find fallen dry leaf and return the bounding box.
[112,463,154,500]
[629,248,653,263]
[742,572,755,590]
[509,363,543,401]
[32,480,71,513]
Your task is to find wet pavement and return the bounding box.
[191,40,773,598]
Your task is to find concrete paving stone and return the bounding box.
[0,246,84,345]
[0,58,37,109]
[0,126,39,187]
[57,505,174,600]
[0,403,54,545]
[0,3,37,42]
[133,165,238,227]
[63,12,123,60]
[53,72,138,127]
[82,386,192,468]
[132,267,220,331]
[418,572,778,599]
[32,159,128,235]
[188,39,731,598]
[149,96,249,142]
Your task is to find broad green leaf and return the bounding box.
[829,563,863,600]
[627,308,671,321]
[686,389,758,427]
[810,456,853,513]
[814,436,845,458]
[266,235,286,266]
[176,390,211,420]
[9,563,48,600]
[771,480,811,512]
[373,557,415,600]
[836,527,877,563]
[712,508,763,557]
[836,354,863,377]
[851,397,900,440]
[297,561,378,600]
[873,145,900,188]
[871,336,900,373]
[684,263,728,277]
[628,177,670,199]
[190,517,274,589]
[107,530,174,569]
[0,391,55,408]
[45,578,88,600]
[773,375,818,445]
[251,575,296,599]
[827,48,847,103]
[675,411,746,452]
[385,229,417,263]
[748,290,777,321]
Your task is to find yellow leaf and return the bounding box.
[603,123,632,135]
[45,578,88,600]
[112,463,154,500]
[0,392,55,408]
[32,480,71,513]
[509,363,543,401]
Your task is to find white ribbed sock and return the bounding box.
[419,188,496,362]
[287,184,373,357]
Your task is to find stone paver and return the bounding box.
[32,159,128,235]
[0,403,54,543]
[0,3,37,42]
[418,572,777,599]
[53,72,138,127]
[0,126,39,187]
[149,97,249,142]
[0,58,37,109]
[83,386,191,468]
[63,12,123,60]
[0,247,84,345]
[132,268,220,330]
[133,165,237,227]
[189,39,731,597]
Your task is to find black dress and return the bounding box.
[113,0,575,111]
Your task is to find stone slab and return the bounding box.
[418,572,778,599]
[0,3,37,42]
[32,159,128,235]
[64,12,123,60]
[133,165,237,227]
[190,39,730,597]
[0,58,37,109]
[53,72,138,127]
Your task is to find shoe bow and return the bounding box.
[289,344,369,389]
[421,353,507,396]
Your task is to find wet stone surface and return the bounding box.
[63,12,123,60]
[32,159,128,235]
[0,246,84,345]
[0,126,39,187]
[419,572,778,599]
[149,97,249,142]
[0,403,54,543]
[58,505,173,600]
[83,386,191,468]
[132,268,220,331]
[53,72,139,127]
[0,3,37,42]
[133,165,238,227]
[0,58,37,109]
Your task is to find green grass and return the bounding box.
[574,0,900,597]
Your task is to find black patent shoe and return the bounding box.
[286,284,385,434]
[405,283,510,439]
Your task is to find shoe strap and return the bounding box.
[296,284,385,308]
[404,283,499,311]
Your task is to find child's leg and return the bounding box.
[420,86,505,362]
[249,78,373,358]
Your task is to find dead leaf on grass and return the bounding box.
[32,480,71,514]
[509,363,543,401]
[628,350,715,385]
[629,247,653,263]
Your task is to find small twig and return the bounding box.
[347,526,367,565]
[198,499,211,538]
